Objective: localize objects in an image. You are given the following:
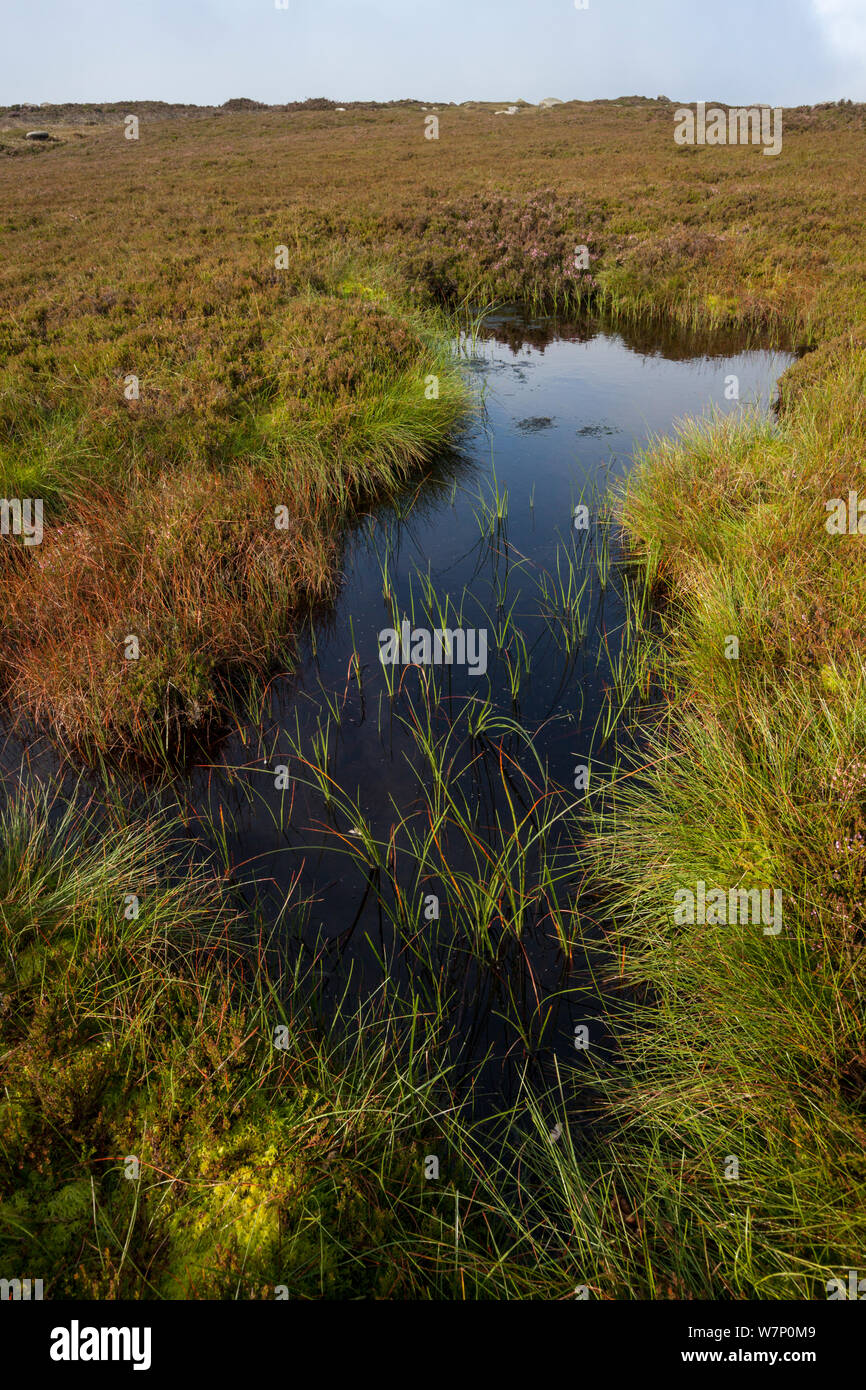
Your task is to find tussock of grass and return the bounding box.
[0,789,473,1298]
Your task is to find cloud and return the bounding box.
[811,0,866,63]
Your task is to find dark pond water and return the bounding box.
[2,308,795,1114]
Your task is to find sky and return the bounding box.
[3,0,865,107]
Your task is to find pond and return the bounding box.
[3,308,796,1115]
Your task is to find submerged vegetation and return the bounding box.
[1,99,865,1298]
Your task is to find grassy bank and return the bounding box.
[577,332,866,1295]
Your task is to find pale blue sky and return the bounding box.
[3,0,865,106]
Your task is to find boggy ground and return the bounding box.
[0,100,865,1298]
[0,97,863,756]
